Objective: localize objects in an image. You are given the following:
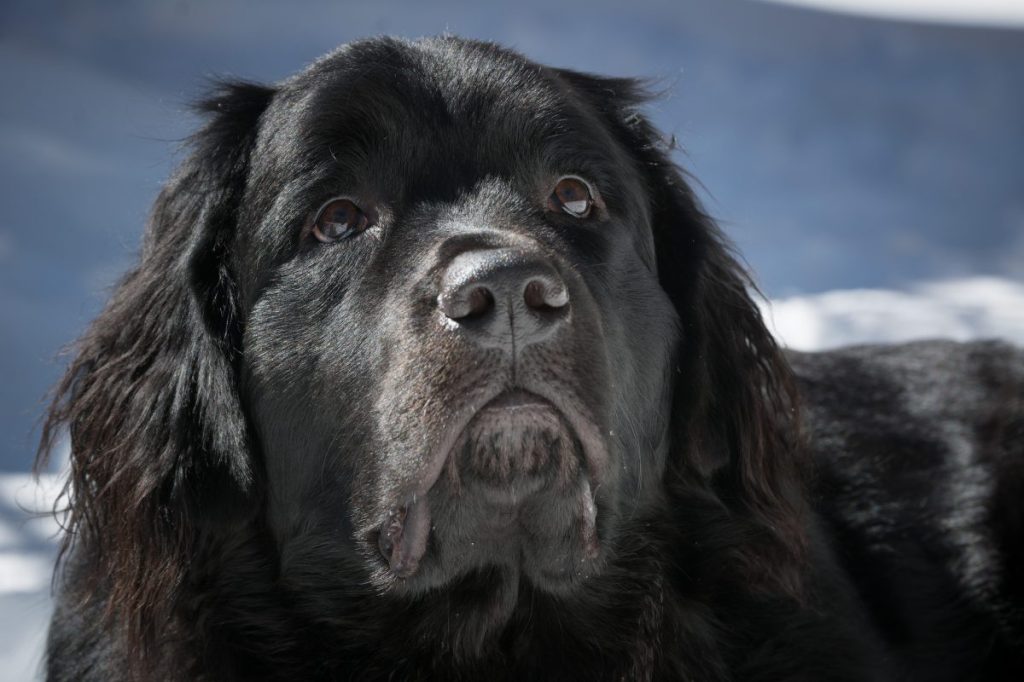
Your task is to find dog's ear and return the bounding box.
[558,70,808,596]
[38,81,276,653]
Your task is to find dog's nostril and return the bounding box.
[523,279,569,312]
[463,287,495,319]
[438,285,495,320]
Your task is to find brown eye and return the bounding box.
[548,176,594,218]
[312,198,370,242]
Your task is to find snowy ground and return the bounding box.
[0,474,63,681]
[1,276,1021,680]
[764,276,1024,349]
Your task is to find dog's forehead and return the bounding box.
[263,37,602,180]
[304,37,568,125]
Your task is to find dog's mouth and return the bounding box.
[373,388,605,585]
[453,390,584,491]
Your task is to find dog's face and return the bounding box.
[238,39,678,595]
[45,36,803,662]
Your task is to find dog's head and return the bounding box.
[41,36,804,660]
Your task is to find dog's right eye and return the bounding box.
[312,198,371,242]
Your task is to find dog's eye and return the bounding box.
[548,177,594,218]
[312,198,371,242]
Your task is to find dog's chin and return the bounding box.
[373,391,604,595]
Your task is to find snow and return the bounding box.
[763,0,1024,27]
[764,277,1024,350]
[0,474,63,682]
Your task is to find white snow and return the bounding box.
[0,474,63,682]
[763,277,1024,350]
[762,0,1024,27]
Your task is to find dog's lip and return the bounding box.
[477,389,554,412]
[375,384,608,579]
[405,385,607,499]
[523,384,609,489]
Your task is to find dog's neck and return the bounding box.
[182,510,703,681]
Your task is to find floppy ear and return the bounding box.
[38,81,276,652]
[650,160,808,597]
[558,71,808,596]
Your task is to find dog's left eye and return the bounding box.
[312,198,371,242]
[548,177,594,218]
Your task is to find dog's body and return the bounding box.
[793,340,1024,680]
[40,37,1023,681]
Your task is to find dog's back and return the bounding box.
[791,340,1024,680]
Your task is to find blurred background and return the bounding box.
[1,0,1022,678]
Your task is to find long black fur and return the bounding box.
[38,37,1023,681]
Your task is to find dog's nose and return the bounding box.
[437,248,569,348]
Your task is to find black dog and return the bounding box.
[39,36,1023,681]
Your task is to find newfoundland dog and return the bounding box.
[39,36,1023,681]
